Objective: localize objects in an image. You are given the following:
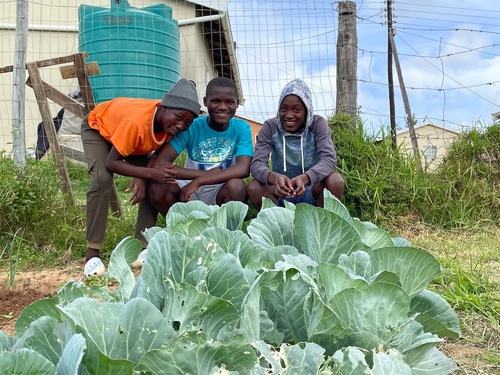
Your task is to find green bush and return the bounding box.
[0,155,140,267]
[425,124,500,227]
[0,154,85,267]
[329,117,499,228]
[330,115,421,224]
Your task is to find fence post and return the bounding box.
[12,0,29,167]
[336,1,358,126]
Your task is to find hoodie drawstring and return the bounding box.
[282,134,287,172]
[300,136,305,173]
[282,134,306,174]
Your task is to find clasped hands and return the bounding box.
[126,162,177,205]
[272,173,309,199]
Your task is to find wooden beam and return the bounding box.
[74,53,96,114]
[26,76,87,119]
[26,62,75,203]
[60,145,86,163]
[389,34,422,168]
[60,61,100,79]
[0,52,89,74]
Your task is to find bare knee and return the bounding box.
[149,181,178,215]
[247,179,268,210]
[148,181,163,205]
[325,172,345,200]
[217,179,247,204]
[247,179,263,198]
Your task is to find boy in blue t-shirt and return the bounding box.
[148,77,253,216]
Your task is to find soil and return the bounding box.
[0,264,498,374]
[0,262,83,336]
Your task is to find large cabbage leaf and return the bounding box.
[0,348,56,374]
[410,289,461,338]
[135,332,257,374]
[294,204,370,263]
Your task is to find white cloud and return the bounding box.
[229,0,500,133]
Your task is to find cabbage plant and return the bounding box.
[0,192,461,374]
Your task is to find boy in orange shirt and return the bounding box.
[81,78,200,277]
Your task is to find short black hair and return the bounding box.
[206,77,238,97]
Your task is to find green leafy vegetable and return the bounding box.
[0,194,460,374]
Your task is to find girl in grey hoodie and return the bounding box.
[248,79,344,210]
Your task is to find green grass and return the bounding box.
[415,227,500,329]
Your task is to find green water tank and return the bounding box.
[78,0,180,103]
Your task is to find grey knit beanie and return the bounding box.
[160,78,201,116]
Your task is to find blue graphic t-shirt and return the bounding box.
[169,116,253,171]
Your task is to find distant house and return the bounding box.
[396,121,460,170]
[235,114,261,145]
[0,0,243,153]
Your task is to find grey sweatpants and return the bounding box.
[81,116,158,251]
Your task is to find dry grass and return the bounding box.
[390,218,500,374]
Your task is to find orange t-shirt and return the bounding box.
[88,98,172,156]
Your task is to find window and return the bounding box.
[422,145,437,160]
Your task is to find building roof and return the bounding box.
[234,113,262,126]
[191,1,244,104]
[188,0,228,12]
[396,121,460,136]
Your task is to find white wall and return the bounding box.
[0,0,216,154]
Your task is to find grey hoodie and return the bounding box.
[251,79,337,186]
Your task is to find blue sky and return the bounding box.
[228,0,500,135]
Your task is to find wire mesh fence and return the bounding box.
[1,0,498,165]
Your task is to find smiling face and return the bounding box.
[204,86,239,131]
[154,107,196,136]
[279,94,306,134]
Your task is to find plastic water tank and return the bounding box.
[78,0,180,103]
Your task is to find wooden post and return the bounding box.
[387,0,397,149]
[26,62,75,202]
[336,1,358,126]
[11,0,29,167]
[388,34,422,167]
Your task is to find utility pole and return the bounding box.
[12,0,28,167]
[387,0,396,149]
[336,1,358,127]
[389,34,421,167]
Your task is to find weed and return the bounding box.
[1,229,25,290]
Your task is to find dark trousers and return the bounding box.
[81,116,158,250]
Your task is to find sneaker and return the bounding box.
[84,257,106,277]
[131,249,147,268]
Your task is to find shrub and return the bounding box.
[330,117,499,229]
[0,154,86,266]
[425,124,500,227]
[330,116,421,224]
